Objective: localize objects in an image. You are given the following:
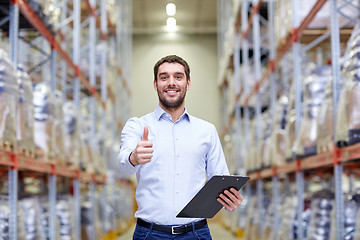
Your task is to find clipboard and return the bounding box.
[176,175,250,218]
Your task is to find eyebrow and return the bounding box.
[158,72,185,76]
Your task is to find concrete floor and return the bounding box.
[116,221,239,240]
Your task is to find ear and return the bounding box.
[153,79,157,91]
[186,78,191,90]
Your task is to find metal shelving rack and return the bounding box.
[2,0,132,239]
[218,0,360,239]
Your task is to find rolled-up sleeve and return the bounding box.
[118,118,142,175]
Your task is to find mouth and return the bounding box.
[165,89,179,96]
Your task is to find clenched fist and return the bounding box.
[129,126,154,166]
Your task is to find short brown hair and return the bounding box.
[154,55,190,81]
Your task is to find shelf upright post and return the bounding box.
[100,0,108,145]
[291,0,304,239]
[72,0,81,239]
[49,168,57,240]
[241,0,250,166]
[329,0,344,238]
[9,0,19,66]
[49,40,57,240]
[9,2,19,240]
[267,0,279,237]
[88,0,98,238]
[252,0,264,238]
[234,33,245,235]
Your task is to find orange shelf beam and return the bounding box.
[247,143,360,181]
[0,151,106,183]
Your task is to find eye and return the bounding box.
[160,76,168,80]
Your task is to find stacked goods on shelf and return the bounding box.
[53,91,66,166]
[0,196,9,239]
[33,83,55,161]
[17,65,35,157]
[18,198,42,240]
[293,65,331,158]
[245,120,257,171]
[63,101,80,168]
[270,94,288,166]
[329,192,360,240]
[81,192,100,240]
[56,195,75,240]
[258,111,272,169]
[307,190,334,240]
[284,83,296,162]
[0,49,18,152]
[79,99,96,173]
[336,23,360,147]
[277,194,297,239]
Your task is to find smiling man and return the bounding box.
[118,55,243,240]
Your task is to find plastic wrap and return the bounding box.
[63,101,80,167]
[17,65,35,155]
[293,66,331,158]
[336,24,360,147]
[307,190,334,240]
[33,83,55,161]
[0,196,9,239]
[278,195,297,240]
[246,120,258,172]
[259,112,272,168]
[270,95,288,166]
[0,49,18,151]
[56,195,74,240]
[53,91,66,166]
[18,198,41,240]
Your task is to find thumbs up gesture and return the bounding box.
[129,126,154,166]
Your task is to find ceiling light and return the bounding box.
[166,3,176,16]
[166,17,176,32]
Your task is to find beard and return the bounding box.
[157,88,187,110]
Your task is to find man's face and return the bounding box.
[154,62,191,110]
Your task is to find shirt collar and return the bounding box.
[154,105,190,122]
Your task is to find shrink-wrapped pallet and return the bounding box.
[270,95,288,166]
[258,112,272,168]
[63,101,80,167]
[33,83,55,161]
[307,190,334,240]
[0,49,18,151]
[17,65,35,156]
[284,96,296,162]
[53,91,66,166]
[336,24,360,147]
[246,120,258,172]
[293,66,331,158]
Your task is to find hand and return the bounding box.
[217,188,243,212]
[129,126,154,166]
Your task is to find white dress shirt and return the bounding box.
[118,105,230,225]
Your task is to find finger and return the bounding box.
[138,141,153,148]
[142,126,149,141]
[138,158,152,165]
[224,190,242,207]
[217,197,233,211]
[230,188,243,201]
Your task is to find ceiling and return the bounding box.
[132,0,218,34]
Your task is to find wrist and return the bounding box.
[129,152,137,166]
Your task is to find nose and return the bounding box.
[168,76,176,85]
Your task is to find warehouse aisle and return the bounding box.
[117,221,239,240]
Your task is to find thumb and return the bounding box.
[142,126,149,141]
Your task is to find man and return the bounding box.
[118,55,243,239]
